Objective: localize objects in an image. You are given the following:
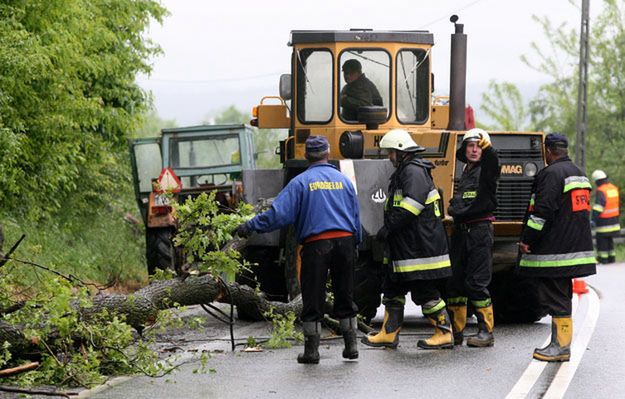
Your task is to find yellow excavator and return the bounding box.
[243,16,546,323]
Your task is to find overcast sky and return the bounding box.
[138,0,596,126]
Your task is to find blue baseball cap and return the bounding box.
[305,136,329,153]
[544,133,568,148]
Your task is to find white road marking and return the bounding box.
[505,294,581,399]
[542,288,600,399]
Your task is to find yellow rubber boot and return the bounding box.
[417,309,453,350]
[533,316,572,362]
[467,304,495,347]
[448,304,467,345]
[361,305,403,348]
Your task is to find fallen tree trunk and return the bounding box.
[1,274,302,353]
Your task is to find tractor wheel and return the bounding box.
[146,227,176,275]
[353,252,383,323]
[490,271,547,324]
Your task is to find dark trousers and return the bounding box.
[447,222,494,302]
[536,277,572,316]
[300,236,358,322]
[596,234,615,263]
[382,275,444,308]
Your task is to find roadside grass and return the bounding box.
[2,210,147,289]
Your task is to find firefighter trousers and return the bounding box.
[447,222,494,304]
[536,277,572,316]
[596,234,615,263]
[382,275,446,310]
[300,236,358,322]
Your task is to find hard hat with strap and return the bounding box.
[591,170,607,182]
[379,129,425,152]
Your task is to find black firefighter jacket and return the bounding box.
[448,146,499,223]
[383,156,452,282]
[518,156,596,278]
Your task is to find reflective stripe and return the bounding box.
[563,176,592,192]
[425,189,440,204]
[447,296,468,305]
[392,254,451,273]
[527,215,546,231]
[592,204,605,212]
[595,224,620,233]
[520,251,596,267]
[398,196,424,216]
[596,251,610,258]
[471,298,492,308]
[462,191,477,199]
[422,299,446,315]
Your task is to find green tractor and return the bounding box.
[129,124,256,274]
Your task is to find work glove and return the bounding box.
[375,226,389,242]
[233,223,252,238]
[478,131,491,149]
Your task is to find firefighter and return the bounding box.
[446,128,499,347]
[362,129,453,350]
[591,170,620,264]
[234,136,361,364]
[518,133,596,362]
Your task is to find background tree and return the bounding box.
[0,0,166,219]
[480,0,625,190]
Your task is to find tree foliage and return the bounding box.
[480,0,625,190]
[0,0,167,219]
[479,80,530,131]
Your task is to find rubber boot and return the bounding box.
[533,316,572,362]
[361,305,403,348]
[467,305,495,347]
[448,304,467,345]
[417,309,454,350]
[339,317,359,360]
[297,321,320,364]
[608,255,616,264]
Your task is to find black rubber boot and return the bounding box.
[467,305,495,347]
[297,321,320,364]
[417,308,453,350]
[533,316,571,362]
[339,317,359,360]
[608,255,616,264]
[361,304,404,348]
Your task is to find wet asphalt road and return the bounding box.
[86,263,625,399]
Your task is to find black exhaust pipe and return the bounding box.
[448,15,467,131]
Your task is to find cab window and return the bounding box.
[296,49,333,123]
[170,135,241,168]
[396,49,430,124]
[339,49,390,123]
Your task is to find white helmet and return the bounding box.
[462,128,488,143]
[591,170,607,182]
[379,129,424,152]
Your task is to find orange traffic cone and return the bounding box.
[573,279,589,295]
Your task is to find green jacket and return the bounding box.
[340,74,383,120]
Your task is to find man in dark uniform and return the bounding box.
[591,169,620,264]
[447,128,499,347]
[361,129,453,350]
[518,133,596,362]
[340,59,383,121]
[235,136,361,364]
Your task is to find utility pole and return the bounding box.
[575,0,590,172]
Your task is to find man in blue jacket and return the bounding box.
[235,136,361,364]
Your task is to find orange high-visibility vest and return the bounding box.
[597,183,620,219]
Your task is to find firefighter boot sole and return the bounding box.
[532,351,570,362]
[360,334,399,349]
[416,340,454,350]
